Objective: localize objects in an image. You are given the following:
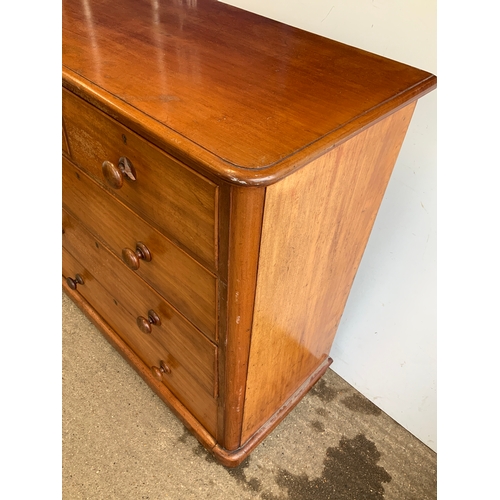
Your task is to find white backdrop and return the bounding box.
[220,0,437,451]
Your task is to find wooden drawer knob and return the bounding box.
[102,157,136,189]
[122,242,152,270]
[151,360,171,380]
[66,274,84,290]
[137,310,161,334]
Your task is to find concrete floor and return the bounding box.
[62,292,436,499]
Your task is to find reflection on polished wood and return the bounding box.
[63,0,436,466]
[63,0,435,183]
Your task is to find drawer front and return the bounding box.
[63,156,217,341]
[62,88,218,270]
[63,248,217,435]
[62,208,217,396]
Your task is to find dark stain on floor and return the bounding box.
[226,456,263,493]
[193,443,218,464]
[177,428,191,444]
[315,407,330,418]
[260,434,391,500]
[310,420,326,433]
[192,443,263,493]
[309,379,340,403]
[341,394,382,416]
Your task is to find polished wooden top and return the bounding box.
[62,0,436,185]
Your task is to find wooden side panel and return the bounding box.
[222,186,266,450]
[62,123,70,156]
[215,181,231,442]
[241,103,416,442]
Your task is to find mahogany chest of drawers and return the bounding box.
[62,0,436,466]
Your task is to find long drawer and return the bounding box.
[62,88,218,271]
[63,247,218,435]
[62,156,217,342]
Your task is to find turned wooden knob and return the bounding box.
[137,310,161,334]
[102,157,136,189]
[122,242,152,270]
[151,360,171,380]
[66,274,84,290]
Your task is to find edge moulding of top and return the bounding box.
[62,67,436,188]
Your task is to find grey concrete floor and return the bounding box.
[62,292,436,499]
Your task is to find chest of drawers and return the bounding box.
[62,0,436,466]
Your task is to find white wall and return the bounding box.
[220,0,437,451]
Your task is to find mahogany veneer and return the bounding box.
[62,0,436,466]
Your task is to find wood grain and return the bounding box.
[62,122,70,156]
[63,248,218,434]
[215,181,231,442]
[241,102,416,442]
[62,0,436,185]
[62,0,436,467]
[63,208,217,397]
[63,88,218,270]
[222,185,266,450]
[62,156,217,341]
